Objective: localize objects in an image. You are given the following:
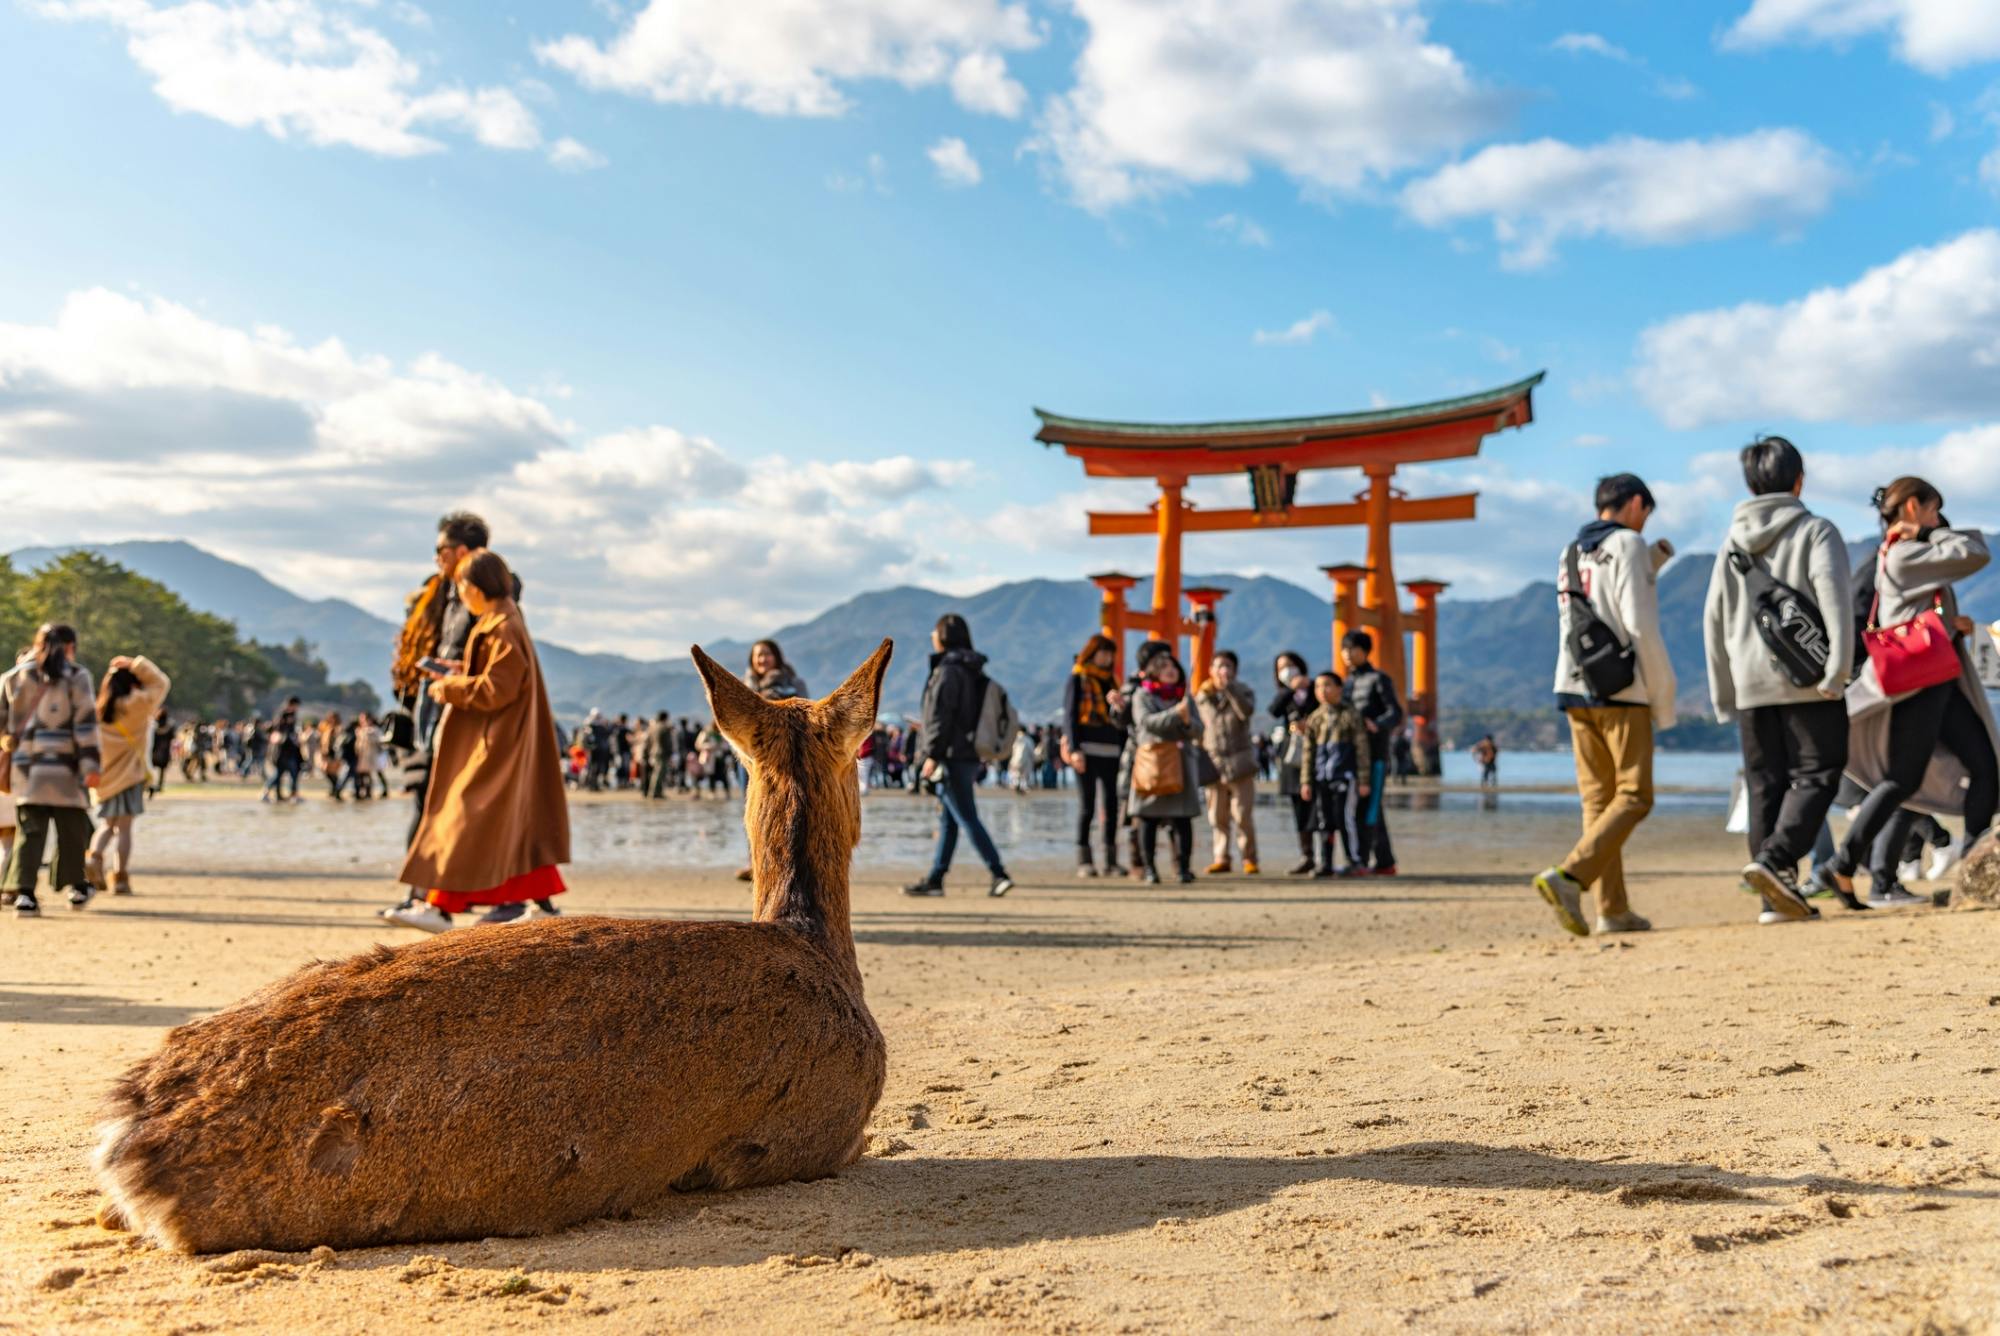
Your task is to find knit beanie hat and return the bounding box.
[1136,639,1173,674]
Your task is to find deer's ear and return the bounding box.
[817,639,892,748]
[692,644,768,755]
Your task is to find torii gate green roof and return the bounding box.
[1033,371,1545,447]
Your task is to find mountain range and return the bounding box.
[16,536,1997,724]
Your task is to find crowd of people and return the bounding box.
[1536,442,1991,936]
[1,452,1988,937]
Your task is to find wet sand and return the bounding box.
[2,790,1995,1333]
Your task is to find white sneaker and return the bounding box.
[1898,859,1923,885]
[385,903,452,933]
[1928,841,1963,882]
[1865,885,1927,908]
[1532,867,1589,937]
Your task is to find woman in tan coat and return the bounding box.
[389,551,570,932]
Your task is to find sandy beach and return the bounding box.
[2,787,1995,1334]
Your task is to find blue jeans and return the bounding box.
[927,758,1006,883]
[264,756,301,800]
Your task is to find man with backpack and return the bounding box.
[1703,436,1853,923]
[1533,473,1678,937]
[903,613,1016,899]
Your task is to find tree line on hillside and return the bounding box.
[0,552,377,716]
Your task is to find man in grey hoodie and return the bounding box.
[1702,436,1853,923]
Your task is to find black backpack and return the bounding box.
[1727,546,1831,688]
[1562,544,1637,700]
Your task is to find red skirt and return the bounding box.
[426,865,566,914]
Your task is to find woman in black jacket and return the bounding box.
[1269,651,1317,875]
[904,614,1014,899]
[1062,634,1127,878]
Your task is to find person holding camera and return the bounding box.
[1532,474,1677,937]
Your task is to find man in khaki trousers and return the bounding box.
[1534,473,1678,937]
[1196,652,1260,875]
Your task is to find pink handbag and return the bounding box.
[1863,540,1962,696]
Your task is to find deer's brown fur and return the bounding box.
[93,640,892,1254]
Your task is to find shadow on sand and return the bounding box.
[313,1141,1995,1275]
[0,989,209,1027]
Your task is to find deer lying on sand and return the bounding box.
[94,641,892,1254]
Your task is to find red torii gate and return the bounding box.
[1035,373,1542,713]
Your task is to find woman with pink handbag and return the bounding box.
[1815,477,2000,902]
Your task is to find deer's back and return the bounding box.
[98,918,885,1253]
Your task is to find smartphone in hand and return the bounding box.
[417,655,460,677]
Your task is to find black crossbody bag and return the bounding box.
[1727,546,1831,688]
[1563,544,1637,700]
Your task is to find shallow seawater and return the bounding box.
[136,769,1732,879]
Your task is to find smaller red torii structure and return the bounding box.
[1038,374,1542,710]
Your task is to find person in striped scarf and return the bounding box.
[1061,634,1127,878]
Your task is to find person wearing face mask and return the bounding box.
[1268,651,1317,876]
[1815,476,1998,905]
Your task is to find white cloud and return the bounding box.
[949,49,1027,118]
[535,0,1039,118]
[1572,432,1611,447]
[1634,229,2000,429]
[1550,30,1698,98]
[1031,0,1507,212]
[548,136,607,171]
[1805,423,2000,526]
[1402,129,1844,269]
[1930,101,1956,141]
[1253,310,1335,346]
[1206,213,1272,247]
[0,288,981,652]
[927,136,983,186]
[37,0,553,158]
[1552,32,1630,61]
[1725,0,2000,76]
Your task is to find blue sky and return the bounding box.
[5,0,2000,656]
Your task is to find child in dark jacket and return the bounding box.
[1299,672,1368,877]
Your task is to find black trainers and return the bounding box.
[1808,864,1869,912]
[476,901,528,925]
[1177,869,1196,884]
[13,890,39,917]
[902,880,944,897]
[1141,868,1161,885]
[1289,857,1316,876]
[65,884,94,910]
[989,874,1014,898]
[1741,861,1811,920]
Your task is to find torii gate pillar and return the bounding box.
[1151,477,1186,646]
[1362,464,1407,690]
[1089,571,1140,680]
[1403,579,1449,719]
[1320,564,1370,669]
[1184,586,1228,692]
